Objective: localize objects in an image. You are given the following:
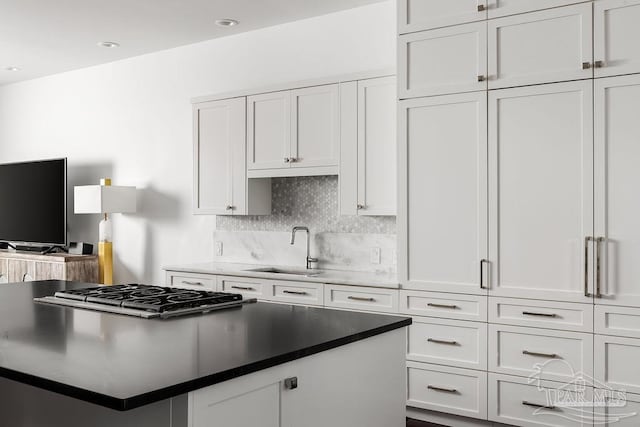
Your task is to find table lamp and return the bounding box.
[74,178,136,284]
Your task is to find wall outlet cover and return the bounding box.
[215,241,223,257]
[370,247,381,264]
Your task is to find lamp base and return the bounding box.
[98,241,113,285]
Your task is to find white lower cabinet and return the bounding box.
[267,280,323,306]
[599,391,640,426]
[407,361,488,420]
[400,290,487,322]
[489,298,593,333]
[165,272,218,291]
[595,335,640,395]
[324,284,399,314]
[489,373,593,427]
[595,305,640,339]
[218,276,269,299]
[408,317,487,371]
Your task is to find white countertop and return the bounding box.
[163,262,399,289]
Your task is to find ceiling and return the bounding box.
[0,0,385,86]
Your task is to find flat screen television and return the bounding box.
[0,158,67,246]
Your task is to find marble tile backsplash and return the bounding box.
[216,176,396,234]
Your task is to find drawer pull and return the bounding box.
[594,60,605,68]
[522,401,556,410]
[348,296,375,302]
[181,280,204,286]
[522,311,557,318]
[428,385,458,394]
[477,4,486,12]
[231,286,255,291]
[523,350,558,359]
[283,290,308,296]
[428,338,459,346]
[427,303,458,310]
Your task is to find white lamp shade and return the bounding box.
[74,185,137,214]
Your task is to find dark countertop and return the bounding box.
[0,280,410,411]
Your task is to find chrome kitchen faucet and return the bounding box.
[290,226,318,270]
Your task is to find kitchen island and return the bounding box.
[0,280,410,427]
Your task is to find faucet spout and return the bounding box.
[290,226,317,270]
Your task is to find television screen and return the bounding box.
[0,158,67,245]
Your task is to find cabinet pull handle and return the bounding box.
[522,401,556,410]
[478,75,486,82]
[523,350,558,359]
[283,290,308,296]
[596,237,604,298]
[225,205,234,210]
[231,285,255,291]
[582,62,592,70]
[477,4,486,12]
[357,204,365,210]
[480,259,489,289]
[594,60,605,68]
[284,157,290,163]
[289,157,298,163]
[428,338,459,346]
[348,296,375,302]
[181,281,204,286]
[427,303,458,310]
[584,236,594,297]
[428,385,458,394]
[522,311,557,318]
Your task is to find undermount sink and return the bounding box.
[244,267,323,277]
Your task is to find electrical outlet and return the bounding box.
[215,241,223,257]
[370,247,381,265]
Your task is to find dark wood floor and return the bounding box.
[406,418,446,427]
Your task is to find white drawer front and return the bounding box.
[400,291,487,322]
[595,335,640,395]
[489,325,593,382]
[595,305,640,339]
[268,281,323,306]
[324,284,398,313]
[166,272,217,290]
[489,373,593,427]
[408,317,487,370]
[490,298,592,333]
[599,391,640,427]
[219,277,268,299]
[407,361,488,420]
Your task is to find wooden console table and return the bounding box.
[0,251,98,284]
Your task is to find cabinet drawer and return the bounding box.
[489,298,592,333]
[219,277,268,298]
[399,22,487,99]
[398,0,487,34]
[595,305,640,339]
[599,390,640,427]
[166,272,217,290]
[267,281,323,306]
[595,335,640,395]
[407,361,487,420]
[324,284,398,313]
[400,291,487,322]
[488,4,592,89]
[408,317,487,370]
[489,373,592,427]
[487,0,591,19]
[489,325,593,382]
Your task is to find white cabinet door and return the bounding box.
[247,91,291,171]
[488,4,593,89]
[595,335,640,395]
[290,84,339,169]
[399,92,488,295]
[487,0,591,18]
[594,75,640,307]
[357,76,396,216]
[594,0,640,78]
[193,98,244,215]
[488,81,594,303]
[399,22,487,98]
[398,0,487,34]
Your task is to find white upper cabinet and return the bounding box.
[399,92,488,295]
[398,0,487,34]
[488,81,594,303]
[594,74,640,307]
[290,84,340,169]
[487,0,591,18]
[193,98,271,216]
[594,0,640,78]
[247,91,291,171]
[488,3,593,89]
[340,77,397,216]
[399,22,487,99]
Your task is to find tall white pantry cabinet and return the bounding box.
[398,0,640,426]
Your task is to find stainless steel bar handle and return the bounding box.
[522,350,558,359]
[231,286,255,291]
[428,385,458,394]
[594,60,605,68]
[522,401,556,410]
[428,338,459,346]
[522,311,557,318]
[348,296,375,302]
[584,236,593,297]
[477,4,486,12]
[181,281,204,286]
[284,157,290,163]
[478,75,486,82]
[480,259,489,289]
[596,237,604,298]
[357,204,365,210]
[427,303,458,310]
[582,62,592,70]
[283,290,308,296]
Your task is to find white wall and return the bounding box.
[0,1,396,283]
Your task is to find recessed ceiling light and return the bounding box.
[97,41,120,48]
[215,19,239,27]
[5,66,20,72]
